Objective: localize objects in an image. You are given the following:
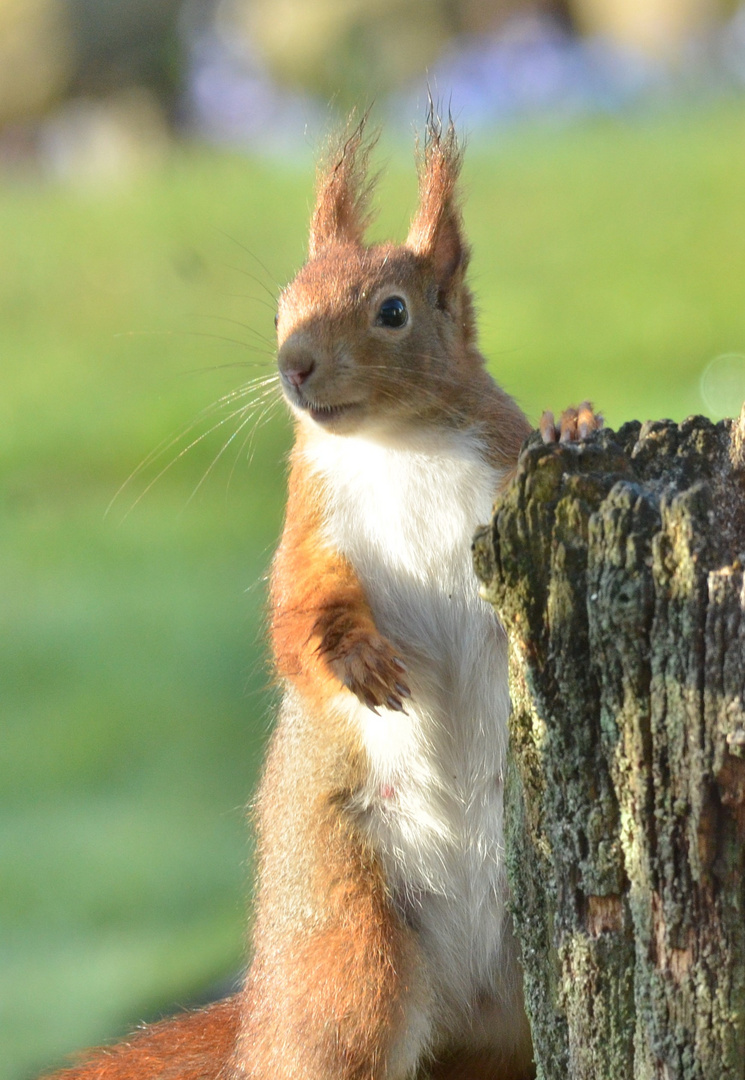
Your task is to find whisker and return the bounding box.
[179,360,275,377]
[350,363,485,426]
[184,393,278,507]
[225,396,283,497]
[223,293,278,313]
[195,313,276,348]
[114,328,275,358]
[118,395,280,520]
[216,374,280,407]
[183,331,275,354]
[226,264,278,304]
[191,383,283,506]
[107,375,282,519]
[213,227,282,290]
[110,402,262,521]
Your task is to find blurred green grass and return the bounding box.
[3,102,745,1079]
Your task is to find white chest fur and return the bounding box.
[303,428,517,1033]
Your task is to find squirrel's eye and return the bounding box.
[274,313,279,330]
[376,296,408,329]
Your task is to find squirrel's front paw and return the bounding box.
[539,401,603,444]
[324,630,411,713]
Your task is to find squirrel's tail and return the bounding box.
[43,994,241,1080]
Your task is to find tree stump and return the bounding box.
[472,409,745,1080]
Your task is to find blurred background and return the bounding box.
[4,0,745,1075]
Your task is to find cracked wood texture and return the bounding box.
[473,409,745,1080]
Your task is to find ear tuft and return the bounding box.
[406,103,469,302]
[309,111,379,258]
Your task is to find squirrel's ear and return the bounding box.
[309,115,378,258]
[406,113,469,306]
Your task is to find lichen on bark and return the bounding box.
[473,409,745,1080]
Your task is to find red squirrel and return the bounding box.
[44,115,600,1080]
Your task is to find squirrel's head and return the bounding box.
[276,113,481,438]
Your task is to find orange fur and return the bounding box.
[43,997,240,1080]
[235,719,417,1079]
[309,115,380,259]
[270,437,410,712]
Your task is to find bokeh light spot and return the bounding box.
[700,353,745,419]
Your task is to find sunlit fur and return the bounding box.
[42,115,534,1080]
[42,998,241,1079]
[256,113,533,1079]
[305,425,528,1057]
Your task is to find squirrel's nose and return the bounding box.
[282,360,315,388]
[278,336,319,390]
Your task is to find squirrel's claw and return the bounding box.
[539,409,556,443]
[328,631,411,714]
[540,401,603,445]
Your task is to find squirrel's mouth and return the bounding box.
[299,400,363,425]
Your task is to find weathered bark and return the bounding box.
[473,409,745,1080]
